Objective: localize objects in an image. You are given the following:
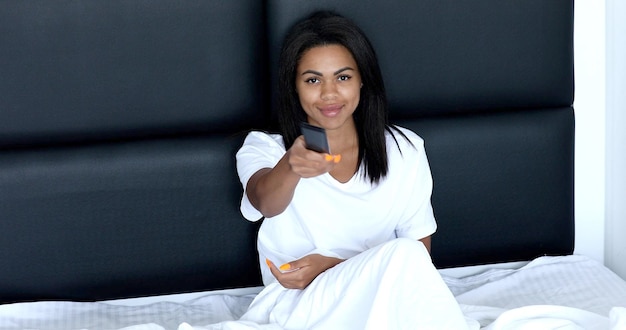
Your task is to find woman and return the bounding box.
[236,10,468,329]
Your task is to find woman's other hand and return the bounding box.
[266,254,344,290]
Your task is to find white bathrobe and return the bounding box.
[235,127,468,329]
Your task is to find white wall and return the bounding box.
[573,1,606,262]
[605,0,626,280]
[574,0,626,280]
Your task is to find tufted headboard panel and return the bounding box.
[0,0,267,146]
[0,0,266,303]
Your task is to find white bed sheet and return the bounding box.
[1,255,624,330]
[446,255,626,329]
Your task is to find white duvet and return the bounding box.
[1,255,625,330]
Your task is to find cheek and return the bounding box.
[344,86,362,104]
[296,88,315,107]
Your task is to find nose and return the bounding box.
[320,81,338,100]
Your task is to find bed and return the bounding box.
[1,0,624,329]
[1,255,625,329]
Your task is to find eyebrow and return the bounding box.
[301,66,355,76]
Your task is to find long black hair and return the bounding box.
[277,10,405,184]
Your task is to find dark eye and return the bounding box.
[305,77,320,84]
[338,75,351,81]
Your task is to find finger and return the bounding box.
[281,255,313,271]
[266,258,283,278]
[274,264,313,289]
[292,157,334,178]
[324,154,342,163]
[293,136,312,153]
[279,261,304,272]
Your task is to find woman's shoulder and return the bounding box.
[242,130,285,149]
[385,125,425,149]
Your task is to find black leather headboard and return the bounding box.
[0,1,574,303]
[0,0,267,146]
[267,1,574,114]
[0,0,267,302]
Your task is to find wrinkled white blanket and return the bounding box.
[236,239,468,329]
[450,255,626,330]
[1,255,625,330]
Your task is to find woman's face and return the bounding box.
[295,44,362,133]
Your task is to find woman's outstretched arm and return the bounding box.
[246,136,338,218]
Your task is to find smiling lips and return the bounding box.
[319,104,342,117]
